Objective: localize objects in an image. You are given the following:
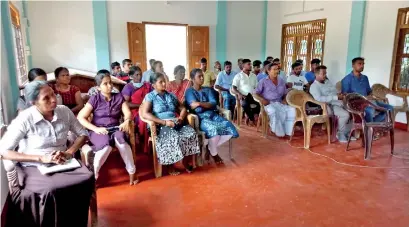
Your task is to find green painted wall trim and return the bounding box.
[345,0,366,74]
[22,0,33,69]
[1,1,20,114]
[92,0,110,70]
[261,0,268,61]
[216,0,227,63]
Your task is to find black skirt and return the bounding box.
[5,163,95,227]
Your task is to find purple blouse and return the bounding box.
[88,93,124,127]
[255,77,286,102]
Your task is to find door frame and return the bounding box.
[142,21,188,74]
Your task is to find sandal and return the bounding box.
[211,154,224,165]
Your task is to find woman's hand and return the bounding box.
[119,121,130,132]
[165,120,176,128]
[176,117,184,125]
[40,151,66,164]
[94,127,108,135]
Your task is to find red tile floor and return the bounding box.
[95,125,409,227]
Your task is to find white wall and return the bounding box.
[226,1,264,65]
[266,1,352,82]
[362,1,409,123]
[107,1,218,66]
[27,1,97,73]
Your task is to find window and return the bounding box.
[9,3,27,85]
[281,19,326,74]
[390,8,409,92]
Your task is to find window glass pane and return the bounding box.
[399,57,409,90]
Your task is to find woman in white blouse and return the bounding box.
[0,81,94,227]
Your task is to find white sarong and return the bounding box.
[265,102,296,137]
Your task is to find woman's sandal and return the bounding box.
[168,166,180,176]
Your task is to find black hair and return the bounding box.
[190,68,203,80]
[224,61,232,67]
[266,56,273,60]
[263,60,271,67]
[111,61,120,69]
[291,62,302,69]
[54,67,69,79]
[200,58,207,64]
[174,65,186,75]
[352,57,365,64]
[242,59,251,64]
[150,72,166,84]
[122,59,132,66]
[28,68,47,82]
[152,61,163,72]
[266,62,279,71]
[129,66,142,76]
[95,69,111,86]
[253,60,262,67]
[314,65,327,74]
[311,58,321,65]
[149,59,156,65]
[272,58,280,63]
[295,59,303,64]
[237,58,243,63]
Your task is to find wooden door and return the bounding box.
[392,28,409,92]
[127,22,147,71]
[187,26,209,74]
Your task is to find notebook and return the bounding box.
[37,158,81,175]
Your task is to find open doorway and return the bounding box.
[127,22,209,77]
[145,23,187,81]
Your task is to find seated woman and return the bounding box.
[253,63,296,137]
[185,69,239,164]
[122,66,151,153]
[51,67,84,114]
[77,70,138,185]
[167,65,191,102]
[0,81,94,227]
[140,72,200,175]
[17,68,48,113]
[152,60,169,84]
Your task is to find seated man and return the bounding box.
[272,58,287,83]
[341,57,393,123]
[257,60,270,82]
[215,61,237,116]
[232,59,260,126]
[310,65,355,143]
[116,59,133,82]
[252,60,262,76]
[304,58,321,84]
[200,57,216,87]
[142,58,156,83]
[287,62,309,91]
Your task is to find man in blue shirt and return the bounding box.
[305,58,321,84]
[257,60,270,82]
[341,57,393,123]
[142,59,155,83]
[215,61,237,116]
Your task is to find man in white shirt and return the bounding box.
[287,62,309,91]
[142,59,156,83]
[232,59,260,126]
[309,65,354,143]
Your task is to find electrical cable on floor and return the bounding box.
[239,127,409,169]
[285,141,409,169]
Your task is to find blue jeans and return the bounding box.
[221,91,236,116]
[364,101,393,122]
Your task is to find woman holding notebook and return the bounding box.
[0,81,94,227]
